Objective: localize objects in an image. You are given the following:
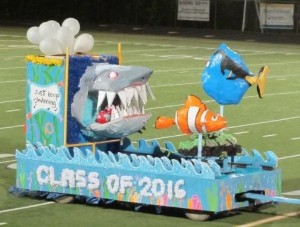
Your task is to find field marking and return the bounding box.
[233,131,249,135]
[0,202,55,214]
[7,163,17,169]
[262,134,277,138]
[0,99,25,104]
[6,109,21,112]
[228,116,300,129]
[151,82,198,87]
[278,154,300,160]
[0,125,24,130]
[0,223,7,226]
[291,137,300,140]
[0,67,25,70]
[0,90,298,106]
[0,154,14,158]
[0,160,16,164]
[282,190,300,196]
[146,91,300,110]
[0,80,25,84]
[1,34,300,56]
[237,210,300,227]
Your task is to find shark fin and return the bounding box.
[155,116,175,129]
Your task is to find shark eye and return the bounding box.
[109,71,118,79]
[211,115,218,122]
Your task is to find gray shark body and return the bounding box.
[71,63,155,139]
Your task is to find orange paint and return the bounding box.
[155,95,227,134]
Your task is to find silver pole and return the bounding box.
[242,0,248,32]
[197,133,202,158]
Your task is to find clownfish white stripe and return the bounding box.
[175,111,180,132]
[200,110,209,133]
[200,110,209,123]
[187,106,200,133]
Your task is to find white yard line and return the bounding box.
[0,67,25,70]
[0,80,25,84]
[146,116,300,141]
[237,210,300,227]
[0,154,14,158]
[278,154,300,160]
[6,109,21,112]
[233,131,249,135]
[0,99,25,104]
[0,202,55,214]
[0,160,16,164]
[0,125,23,130]
[262,134,277,138]
[228,116,300,130]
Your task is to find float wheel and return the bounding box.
[54,195,75,204]
[185,211,212,221]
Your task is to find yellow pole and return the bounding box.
[63,48,70,146]
[118,42,123,65]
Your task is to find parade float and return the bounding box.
[12,18,300,221]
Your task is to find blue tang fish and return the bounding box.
[201,43,268,105]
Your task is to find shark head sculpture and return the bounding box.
[71,63,155,140]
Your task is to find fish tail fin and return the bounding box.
[256,66,269,98]
[244,66,269,98]
[244,75,257,86]
[155,116,175,129]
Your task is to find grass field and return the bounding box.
[0,25,300,226]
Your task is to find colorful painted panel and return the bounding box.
[26,59,65,146]
[16,143,281,212]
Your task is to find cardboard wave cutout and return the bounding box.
[202,43,269,105]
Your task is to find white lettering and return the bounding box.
[37,165,50,185]
[61,169,75,188]
[106,175,119,194]
[139,176,152,197]
[87,172,100,190]
[120,176,133,194]
[151,179,165,198]
[174,179,186,199]
[76,170,87,188]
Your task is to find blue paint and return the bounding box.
[16,142,281,212]
[202,43,253,105]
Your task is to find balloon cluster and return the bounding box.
[26,18,94,55]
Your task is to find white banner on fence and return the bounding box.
[177,0,210,21]
[259,3,294,29]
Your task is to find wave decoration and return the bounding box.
[16,141,278,180]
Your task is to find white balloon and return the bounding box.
[26,26,41,44]
[74,33,94,53]
[47,20,60,32]
[56,26,75,53]
[39,21,57,39]
[62,18,80,36]
[39,37,64,55]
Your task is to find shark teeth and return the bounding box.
[97,91,106,110]
[96,83,155,121]
[106,91,116,107]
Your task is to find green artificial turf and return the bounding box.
[0,26,300,226]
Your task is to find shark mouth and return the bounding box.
[87,82,155,138]
[94,83,155,122]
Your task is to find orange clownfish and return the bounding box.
[155,95,227,134]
